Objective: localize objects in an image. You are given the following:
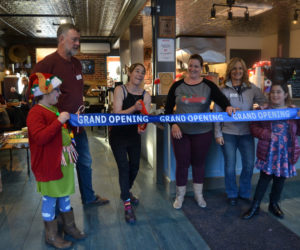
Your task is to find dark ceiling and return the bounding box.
[0,0,146,46]
[0,0,299,48]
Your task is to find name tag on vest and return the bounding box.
[76,74,82,80]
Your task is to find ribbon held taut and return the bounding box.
[69,108,300,127]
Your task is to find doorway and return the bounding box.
[106,56,121,87]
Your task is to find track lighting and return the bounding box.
[211,6,216,19]
[244,9,249,21]
[228,8,233,20]
[210,0,249,21]
[293,9,299,24]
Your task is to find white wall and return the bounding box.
[226,36,262,61]
[290,29,300,57]
[226,35,277,62]
[261,34,277,60]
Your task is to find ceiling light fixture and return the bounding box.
[244,9,249,21]
[228,8,233,20]
[293,9,299,24]
[210,0,249,21]
[211,6,216,19]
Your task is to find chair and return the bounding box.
[5,106,26,130]
[85,103,106,132]
[0,108,15,133]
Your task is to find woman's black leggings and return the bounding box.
[110,136,141,201]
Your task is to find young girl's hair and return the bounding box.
[34,95,44,104]
[127,63,146,82]
[270,81,292,106]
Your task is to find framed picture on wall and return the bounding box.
[80,60,95,74]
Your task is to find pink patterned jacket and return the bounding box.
[250,106,300,165]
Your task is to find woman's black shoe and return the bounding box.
[125,208,136,224]
[242,201,260,220]
[268,202,284,218]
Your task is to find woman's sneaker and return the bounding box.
[130,193,139,206]
[124,199,136,224]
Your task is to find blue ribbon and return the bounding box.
[69,108,300,127]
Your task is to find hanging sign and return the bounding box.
[157,39,175,62]
[159,16,175,38]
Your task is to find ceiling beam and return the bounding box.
[0,18,27,36]
[0,3,36,37]
[0,14,73,18]
[110,0,147,44]
[3,35,116,46]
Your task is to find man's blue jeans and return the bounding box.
[74,129,96,204]
[221,133,255,199]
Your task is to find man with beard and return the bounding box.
[31,23,109,206]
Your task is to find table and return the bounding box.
[0,138,30,176]
[6,102,21,107]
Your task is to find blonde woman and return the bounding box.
[214,57,266,206]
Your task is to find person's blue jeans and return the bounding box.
[221,133,255,199]
[74,129,96,204]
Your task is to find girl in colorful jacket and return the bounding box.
[27,73,86,249]
[242,82,300,220]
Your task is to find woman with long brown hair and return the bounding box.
[109,63,151,224]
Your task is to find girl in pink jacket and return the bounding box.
[242,82,300,220]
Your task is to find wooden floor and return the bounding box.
[0,128,300,250]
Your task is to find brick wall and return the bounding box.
[9,46,107,84]
[144,48,152,94]
[144,48,152,85]
[75,53,107,84]
[7,45,150,88]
